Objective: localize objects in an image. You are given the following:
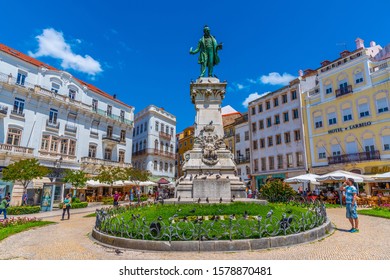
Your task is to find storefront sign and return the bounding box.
[328,121,371,134]
[365,165,390,174]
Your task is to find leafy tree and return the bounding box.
[2,159,49,192]
[125,167,151,185]
[258,179,297,203]
[95,166,127,188]
[63,170,88,196]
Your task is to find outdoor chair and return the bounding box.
[368,196,379,207]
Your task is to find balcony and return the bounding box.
[65,124,77,134]
[102,134,120,145]
[94,108,133,126]
[235,156,250,164]
[0,143,34,155]
[132,149,147,157]
[159,131,172,140]
[46,119,60,131]
[80,157,132,168]
[328,150,380,165]
[132,148,175,159]
[0,105,8,117]
[10,109,25,119]
[335,85,353,98]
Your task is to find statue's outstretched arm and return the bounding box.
[190,40,201,54]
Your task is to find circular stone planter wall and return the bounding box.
[91,219,333,252]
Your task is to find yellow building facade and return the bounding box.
[303,39,390,182]
[176,126,194,178]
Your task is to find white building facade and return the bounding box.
[248,79,311,189]
[0,43,134,204]
[234,113,251,185]
[132,105,176,181]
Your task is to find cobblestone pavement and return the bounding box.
[1,205,389,260]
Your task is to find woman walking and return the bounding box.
[61,193,72,220]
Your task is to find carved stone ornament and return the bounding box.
[194,124,225,165]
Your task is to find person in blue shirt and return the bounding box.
[340,178,359,233]
[0,196,9,219]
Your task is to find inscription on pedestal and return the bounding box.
[193,179,231,199]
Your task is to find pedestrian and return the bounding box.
[340,178,359,233]
[0,195,9,219]
[61,193,72,220]
[113,191,120,207]
[136,188,141,204]
[22,192,28,206]
[130,189,134,204]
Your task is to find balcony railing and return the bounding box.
[159,131,172,140]
[0,105,8,116]
[11,109,25,118]
[235,156,250,164]
[132,148,175,159]
[46,119,60,129]
[80,157,131,167]
[94,108,133,126]
[65,124,77,133]
[335,85,353,98]
[102,134,120,143]
[328,150,380,165]
[0,143,34,154]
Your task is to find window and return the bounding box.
[269,157,275,170]
[49,108,58,124]
[274,114,280,125]
[258,104,263,113]
[41,135,50,150]
[161,123,164,132]
[91,120,99,136]
[254,159,259,172]
[267,136,273,147]
[88,144,97,158]
[363,138,375,152]
[107,126,113,137]
[13,98,25,115]
[277,155,283,169]
[154,161,158,170]
[170,127,174,136]
[237,168,241,176]
[164,162,168,172]
[325,85,333,94]
[276,134,281,145]
[266,101,271,110]
[159,161,163,171]
[382,135,390,151]
[120,110,125,122]
[170,144,173,153]
[60,139,68,154]
[68,89,76,99]
[120,130,126,142]
[273,97,279,107]
[251,107,256,115]
[7,128,22,146]
[166,126,169,135]
[51,83,60,93]
[286,153,293,168]
[155,121,159,131]
[328,112,337,125]
[119,150,125,163]
[291,90,297,100]
[283,112,289,122]
[282,94,288,104]
[355,73,364,84]
[346,141,358,154]
[284,132,291,143]
[140,124,143,133]
[294,130,301,141]
[69,140,76,155]
[314,116,323,128]
[377,98,389,113]
[331,144,341,156]
[16,71,26,85]
[260,138,265,148]
[106,105,112,117]
[318,147,326,159]
[235,133,241,143]
[266,117,272,127]
[92,99,98,111]
[261,158,266,171]
[253,140,258,150]
[104,148,112,160]
[342,108,353,121]
[292,109,299,119]
[252,122,257,131]
[50,136,59,152]
[296,152,303,167]
[259,120,264,130]
[245,148,250,158]
[244,131,249,141]
[359,103,370,118]
[170,163,173,173]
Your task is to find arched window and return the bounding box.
[159,161,163,171]
[118,150,125,163]
[170,144,173,153]
[104,148,112,160]
[7,127,22,146]
[154,139,158,150]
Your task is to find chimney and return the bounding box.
[355,38,364,49]
[298,70,304,77]
[113,94,117,99]
[370,41,376,47]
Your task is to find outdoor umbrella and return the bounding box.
[285,174,320,185]
[316,170,373,183]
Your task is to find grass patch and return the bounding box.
[84,213,96,218]
[0,221,54,241]
[357,208,390,219]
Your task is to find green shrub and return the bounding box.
[7,206,41,215]
[102,197,114,205]
[58,202,88,209]
[259,180,296,203]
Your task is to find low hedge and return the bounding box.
[58,202,88,209]
[7,206,41,215]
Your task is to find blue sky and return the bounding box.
[2,0,390,131]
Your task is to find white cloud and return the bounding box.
[260,72,296,86]
[29,28,102,76]
[237,83,245,90]
[242,91,270,108]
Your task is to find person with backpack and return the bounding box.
[61,193,72,220]
[0,195,10,219]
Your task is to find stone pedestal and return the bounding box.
[176,77,246,199]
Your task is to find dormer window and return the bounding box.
[16,71,27,86]
[51,83,60,93]
[69,89,76,99]
[107,105,112,117]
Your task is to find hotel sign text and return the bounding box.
[328,121,372,134]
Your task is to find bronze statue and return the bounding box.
[190,25,222,77]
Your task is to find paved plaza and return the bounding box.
[1,205,389,260]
